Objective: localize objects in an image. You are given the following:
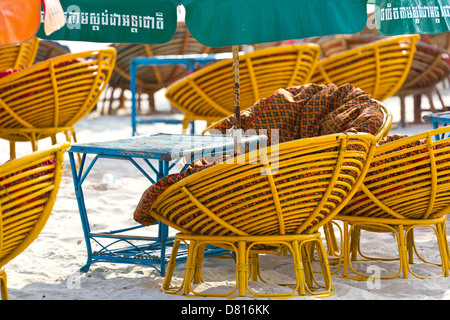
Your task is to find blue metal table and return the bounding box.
[423,111,450,140]
[130,53,230,136]
[68,133,266,275]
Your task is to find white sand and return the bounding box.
[2,85,450,302]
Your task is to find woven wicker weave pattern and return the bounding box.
[342,126,450,221]
[0,48,116,158]
[103,22,231,114]
[150,133,376,238]
[311,35,419,102]
[165,44,321,130]
[0,143,69,300]
[33,40,71,64]
[0,37,39,71]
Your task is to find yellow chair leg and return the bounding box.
[30,132,38,152]
[193,243,206,284]
[0,268,8,300]
[350,226,361,261]
[182,240,199,295]
[438,222,450,277]
[398,225,409,279]
[292,240,306,296]
[9,140,16,159]
[301,244,313,289]
[342,221,350,277]
[323,223,340,256]
[237,241,247,297]
[313,238,334,294]
[406,229,415,264]
[162,239,181,293]
[181,117,191,134]
[248,253,260,282]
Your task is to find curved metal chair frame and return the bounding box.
[311,35,419,102]
[165,44,321,133]
[332,126,450,280]
[0,143,69,300]
[0,37,39,71]
[0,48,116,159]
[149,132,377,298]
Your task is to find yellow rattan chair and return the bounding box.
[0,142,69,300]
[149,132,377,298]
[0,48,116,159]
[323,102,393,257]
[396,40,450,126]
[333,125,450,280]
[0,37,39,71]
[310,35,419,102]
[165,44,321,133]
[102,22,231,115]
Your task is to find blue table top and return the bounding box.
[69,133,267,161]
[423,111,450,123]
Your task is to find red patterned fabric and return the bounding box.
[0,68,20,79]
[212,83,384,145]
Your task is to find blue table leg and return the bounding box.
[130,61,138,137]
[69,152,95,272]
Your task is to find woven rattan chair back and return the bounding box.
[310,35,419,102]
[103,22,228,114]
[33,40,71,64]
[396,40,450,125]
[0,48,116,159]
[0,143,69,300]
[153,132,375,235]
[398,41,450,93]
[428,32,450,51]
[165,44,321,132]
[154,132,377,298]
[317,34,450,126]
[343,126,450,221]
[0,37,39,71]
[334,126,450,280]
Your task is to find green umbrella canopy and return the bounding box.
[37,0,450,46]
[374,0,450,35]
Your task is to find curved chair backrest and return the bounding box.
[109,22,226,91]
[0,37,39,71]
[317,35,450,96]
[165,44,321,123]
[33,40,71,64]
[0,143,69,299]
[150,132,376,236]
[317,34,380,58]
[428,32,450,51]
[342,126,450,220]
[0,48,116,137]
[310,35,419,101]
[397,40,450,94]
[372,102,393,142]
